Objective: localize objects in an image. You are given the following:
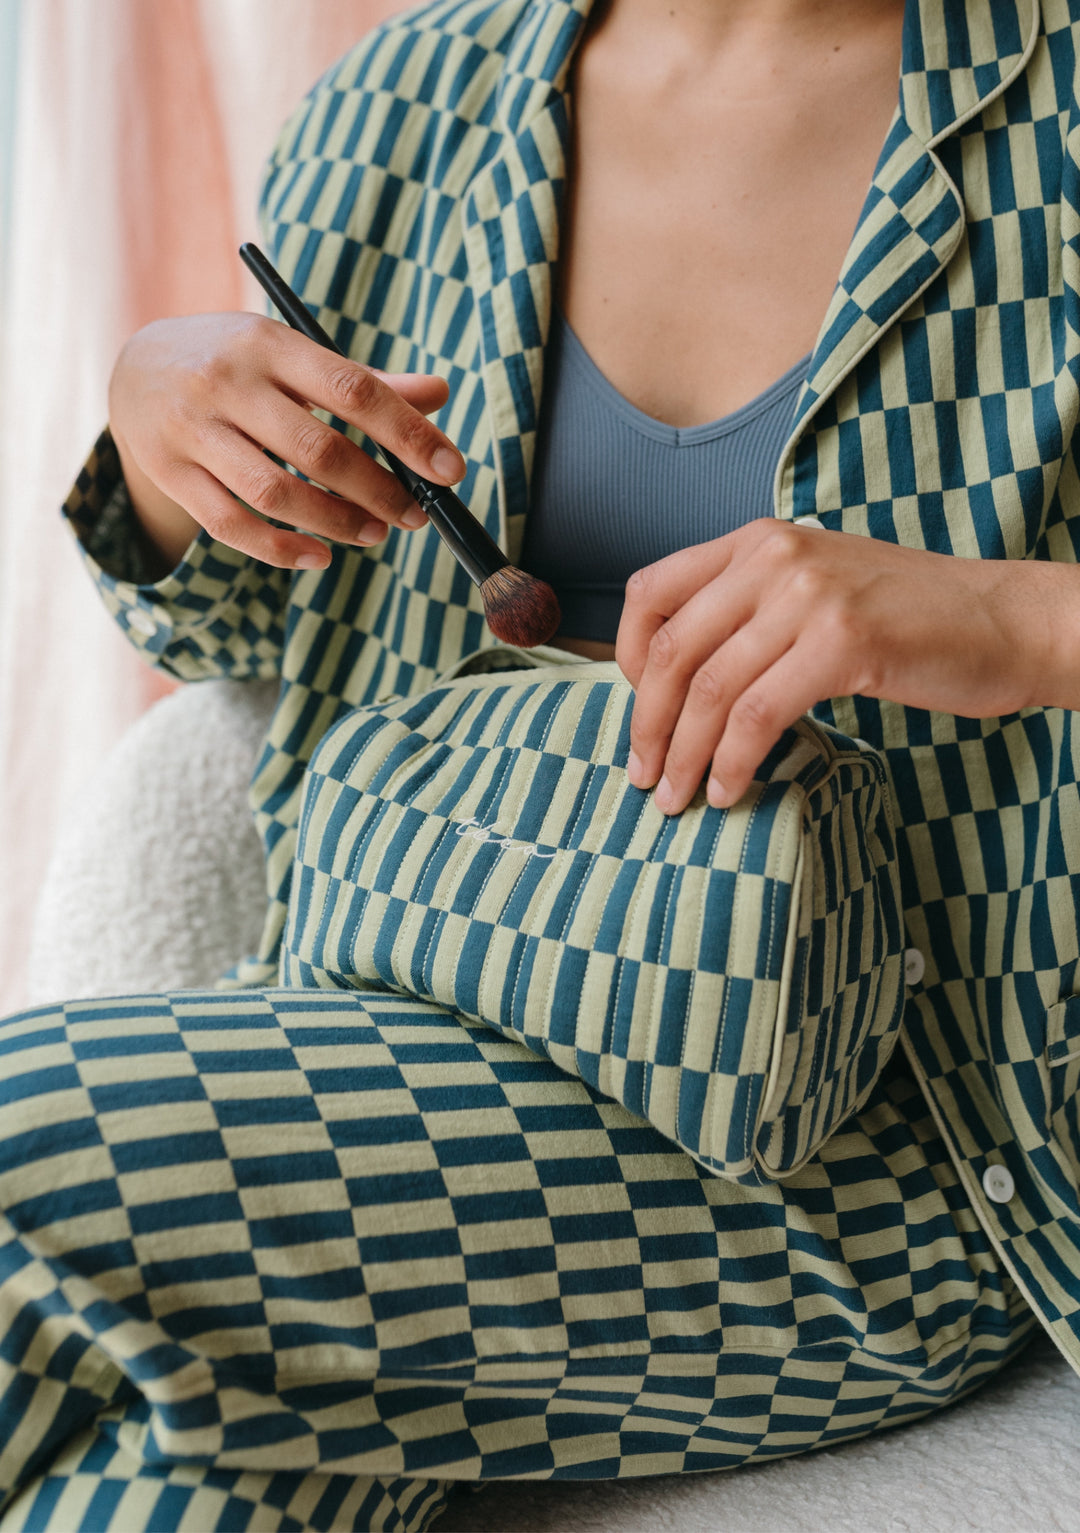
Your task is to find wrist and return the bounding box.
[110,427,200,578]
[1007,558,1080,712]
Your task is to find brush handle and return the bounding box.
[400,483,507,585]
[239,242,506,587]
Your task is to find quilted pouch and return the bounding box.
[282,651,906,1182]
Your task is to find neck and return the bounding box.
[588,0,905,78]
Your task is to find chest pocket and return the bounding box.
[1046,998,1080,1069]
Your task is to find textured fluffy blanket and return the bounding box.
[27,681,1077,1532]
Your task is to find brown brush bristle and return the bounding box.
[480,565,561,648]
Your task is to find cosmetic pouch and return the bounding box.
[281,650,906,1182]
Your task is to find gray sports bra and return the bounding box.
[521,308,811,643]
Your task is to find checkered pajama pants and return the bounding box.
[0,988,1034,1532]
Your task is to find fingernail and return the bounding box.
[353,522,385,546]
[431,447,465,482]
[295,551,329,570]
[655,777,677,814]
[402,506,428,529]
[707,776,731,808]
[628,753,661,790]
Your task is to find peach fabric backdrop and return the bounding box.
[0,0,410,1014]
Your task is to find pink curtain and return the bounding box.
[0,0,410,1014]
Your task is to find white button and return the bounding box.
[793,515,825,529]
[127,608,157,637]
[904,948,925,986]
[982,1164,1015,1204]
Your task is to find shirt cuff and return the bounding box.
[63,426,286,678]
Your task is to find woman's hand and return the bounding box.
[616,518,1057,815]
[108,312,465,573]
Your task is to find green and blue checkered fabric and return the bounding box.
[282,656,906,1181]
[0,991,1033,1530]
[22,0,1080,1522]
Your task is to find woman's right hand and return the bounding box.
[107,311,465,574]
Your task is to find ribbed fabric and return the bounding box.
[522,308,811,641]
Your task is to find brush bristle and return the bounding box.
[480,565,561,648]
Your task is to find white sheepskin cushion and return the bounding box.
[28,678,277,1003]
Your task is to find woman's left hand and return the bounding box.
[615,518,1058,815]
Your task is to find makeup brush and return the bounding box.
[239,242,561,649]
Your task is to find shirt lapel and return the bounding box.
[462,0,592,557]
[778,0,1040,514]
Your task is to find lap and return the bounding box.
[0,987,1033,1491]
[0,1398,449,1533]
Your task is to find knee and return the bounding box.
[0,1002,123,1242]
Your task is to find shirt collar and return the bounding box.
[899,0,1040,148]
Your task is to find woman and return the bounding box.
[2,0,1076,1527]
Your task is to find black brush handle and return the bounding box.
[239,242,506,586]
[403,482,507,585]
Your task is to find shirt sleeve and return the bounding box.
[64,427,290,682]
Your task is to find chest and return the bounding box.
[557,11,906,427]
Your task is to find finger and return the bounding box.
[234,388,427,533]
[616,520,820,690]
[189,414,409,548]
[167,460,333,568]
[626,570,761,792]
[374,371,451,415]
[650,619,796,815]
[616,539,739,690]
[623,522,840,791]
[707,636,841,810]
[283,371,450,423]
[266,324,466,484]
